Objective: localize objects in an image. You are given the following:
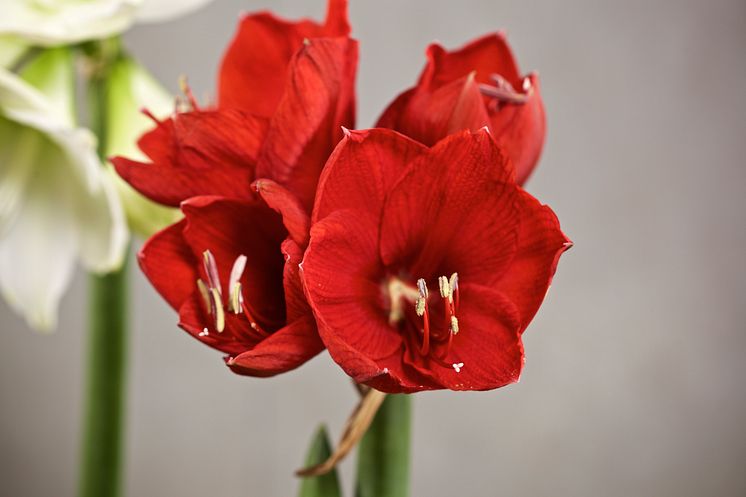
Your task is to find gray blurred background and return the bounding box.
[2,0,745,496]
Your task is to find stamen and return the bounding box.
[420,310,431,356]
[417,278,429,299]
[202,250,222,296]
[229,282,243,314]
[178,75,199,110]
[416,278,431,355]
[210,287,225,332]
[229,255,247,288]
[438,276,450,300]
[449,272,460,312]
[196,279,211,314]
[227,255,247,314]
[415,298,426,317]
[240,300,268,336]
[450,315,459,334]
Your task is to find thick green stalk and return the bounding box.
[355,394,412,497]
[78,38,129,497]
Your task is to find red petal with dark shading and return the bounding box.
[256,37,358,211]
[180,196,288,332]
[253,179,310,247]
[281,238,311,322]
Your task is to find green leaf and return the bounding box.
[355,394,412,497]
[299,425,343,497]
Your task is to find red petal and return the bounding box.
[226,315,323,377]
[375,88,415,131]
[303,210,440,392]
[113,110,267,206]
[303,212,403,366]
[380,130,519,282]
[218,0,350,114]
[180,196,288,331]
[255,37,358,211]
[489,73,546,185]
[281,238,311,322]
[497,189,572,332]
[312,128,427,224]
[137,219,196,310]
[430,283,523,390]
[422,33,521,90]
[376,75,490,147]
[253,179,310,247]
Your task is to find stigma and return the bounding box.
[479,73,530,107]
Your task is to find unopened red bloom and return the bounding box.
[113,0,356,376]
[377,33,544,185]
[301,129,570,392]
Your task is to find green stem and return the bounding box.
[80,265,129,497]
[355,394,412,497]
[78,37,129,497]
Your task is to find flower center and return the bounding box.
[196,249,268,336]
[478,73,531,111]
[386,273,460,361]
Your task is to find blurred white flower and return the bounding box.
[104,55,180,238]
[0,0,213,46]
[0,48,127,331]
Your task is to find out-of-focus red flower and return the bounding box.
[377,33,544,185]
[113,0,356,376]
[301,128,570,392]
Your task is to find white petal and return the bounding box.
[0,127,79,332]
[0,0,142,45]
[135,0,213,23]
[0,61,128,331]
[0,36,27,69]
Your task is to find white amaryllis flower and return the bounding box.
[0,48,127,331]
[0,0,213,46]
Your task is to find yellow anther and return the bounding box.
[197,279,211,314]
[438,276,450,299]
[415,297,426,317]
[228,282,242,314]
[450,315,459,334]
[210,287,225,332]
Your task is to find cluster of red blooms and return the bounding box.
[114,0,571,393]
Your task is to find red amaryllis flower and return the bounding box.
[114,0,356,211]
[113,0,356,376]
[301,129,570,392]
[377,33,544,185]
[139,195,317,376]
